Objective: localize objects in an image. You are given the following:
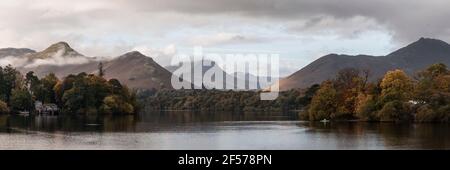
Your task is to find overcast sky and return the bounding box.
[1,0,449,76]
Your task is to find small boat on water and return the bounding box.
[85,124,103,127]
[18,111,30,117]
[320,119,330,123]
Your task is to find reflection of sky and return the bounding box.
[3,121,449,150]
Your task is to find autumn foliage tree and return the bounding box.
[414,63,450,122]
[308,63,450,122]
[307,68,369,120]
[355,82,382,121]
[0,65,137,115]
[0,100,9,114]
[61,73,137,115]
[377,69,414,122]
[308,81,338,120]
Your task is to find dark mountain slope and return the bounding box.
[279,38,450,90]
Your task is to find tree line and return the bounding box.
[142,62,450,123]
[304,63,450,122]
[140,85,319,112]
[0,65,137,115]
[4,61,446,123]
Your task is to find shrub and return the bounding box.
[298,108,309,120]
[308,81,337,121]
[415,105,436,122]
[436,105,450,122]
[101,95,135,115]
[10,89,33,112]
[356,94,378,121]
[378,101,413,122]
[0,100,9,114]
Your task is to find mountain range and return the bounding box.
[0,37,449,91]
[0,42,172,90]
[278,38,450,90]
[165,60,275,89]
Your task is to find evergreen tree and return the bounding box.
[98,62,105,77]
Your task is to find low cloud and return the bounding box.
[188,33,269,46]
[287,16,386,39]
[25,50,92,68]
[132,44,177,66]
[0,49,94,68]
[0,56,29,67]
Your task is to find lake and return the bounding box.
[0,111,449,150]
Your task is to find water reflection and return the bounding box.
[0,112,450,149]
[0,111,297,133]
[300,122,450,149]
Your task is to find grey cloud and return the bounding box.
[123,0,450,43]
[187,33,273,46]
[1,0,450,57]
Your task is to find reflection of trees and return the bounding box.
[376,123,414,148]
[304,122,372,135]
[300,122,373,149]
[3,115,138,132]
[0,115,8,131]
[301,122,450,149]
[6,115,83,132]
[1,111,297,133]
[4,115,35,131]
[102,115,136,132]
[138,110,298,124]
[379,123,450,149]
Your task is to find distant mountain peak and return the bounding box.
[116,51,158,67]
[53,41,70,47]
[388,37,450,57]
[119,51,155,61]
[27,41,84,59]
[46,41,77,53]
[412,37,449,47]
[123,51,146,57]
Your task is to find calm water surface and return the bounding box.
[0,111,449,150]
